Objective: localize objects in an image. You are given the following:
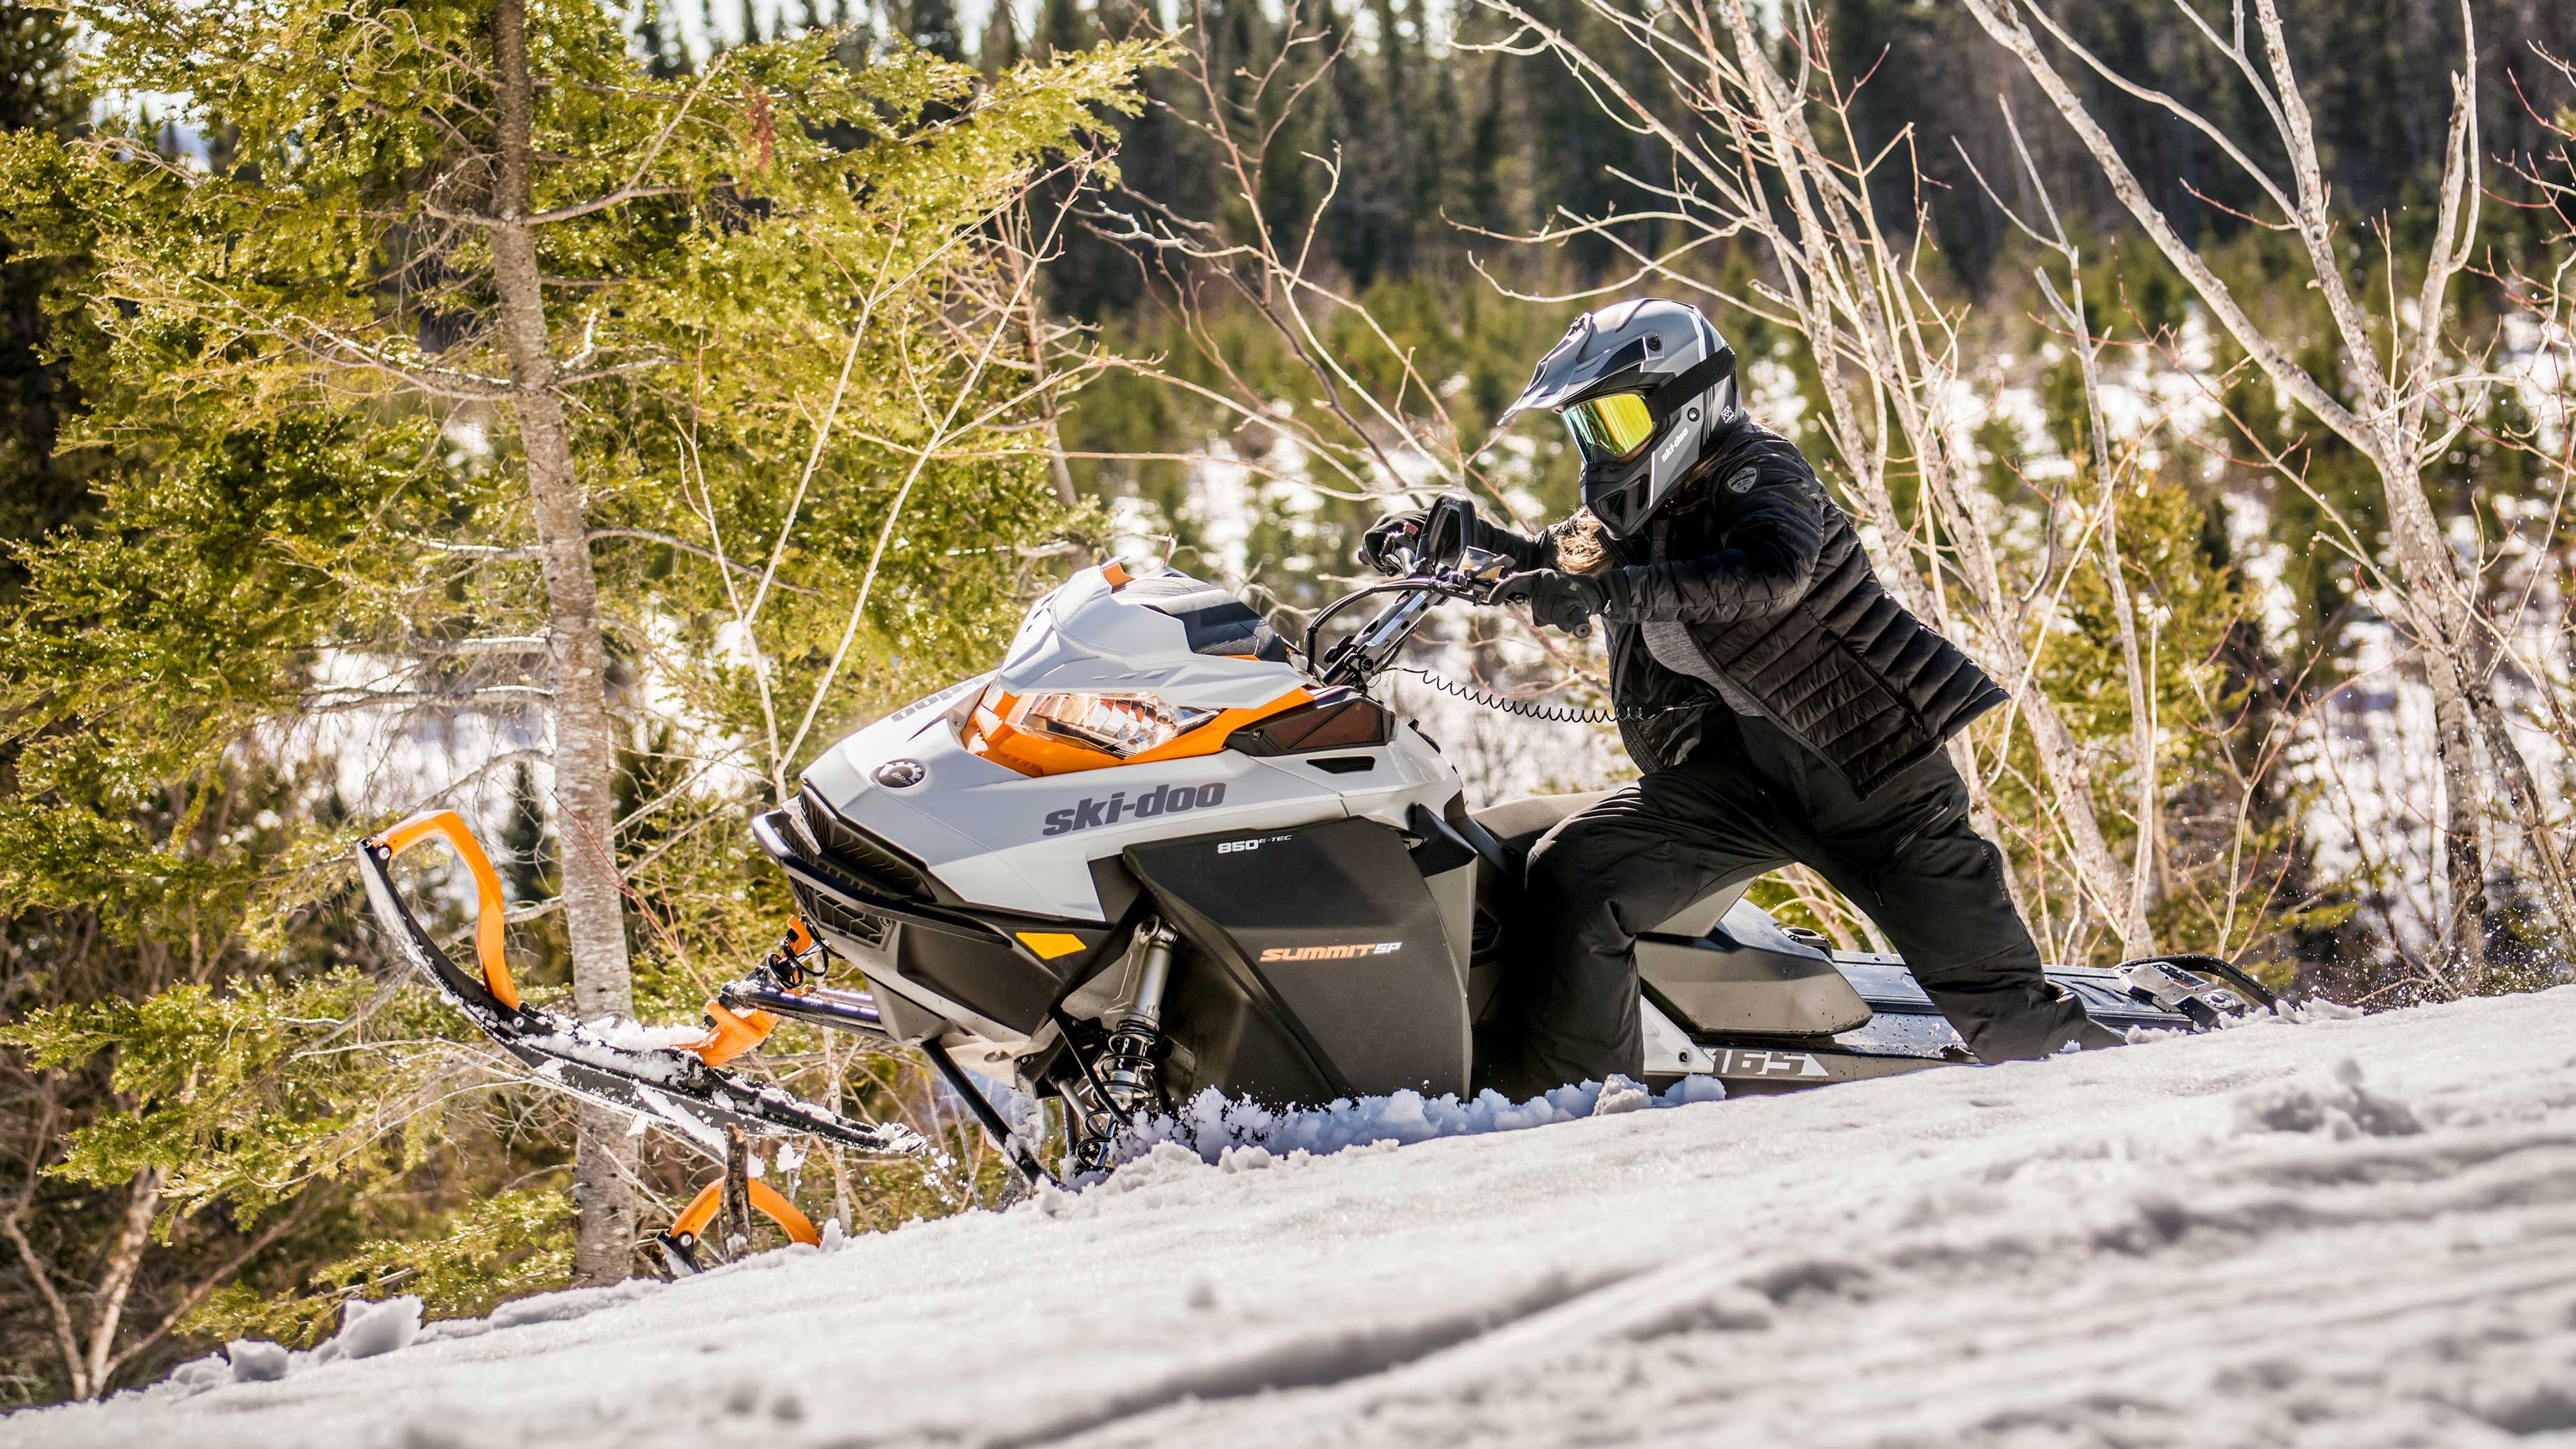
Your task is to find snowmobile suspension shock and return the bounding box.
[1100,920,1177,1118]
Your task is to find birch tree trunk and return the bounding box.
[492,0,639,1284]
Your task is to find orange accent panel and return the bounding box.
[374,809,519,1012]
[782,916,814,955]
[1015,931,1090,960]
[686,1001,780,1068]
[667,1176,820,1248]
[1101,562,1132,587]
[960,689,1314,779]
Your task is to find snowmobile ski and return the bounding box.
[356,812,925,1162]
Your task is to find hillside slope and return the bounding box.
[13,987,2575,1449]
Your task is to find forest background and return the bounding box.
[4,0,2575,1408]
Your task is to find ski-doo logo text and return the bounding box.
[1041,782,1226,837]
[1259,942,1403,962]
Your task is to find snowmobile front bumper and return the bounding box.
[356,811,925,1163]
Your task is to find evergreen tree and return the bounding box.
[0,0,1142,1313]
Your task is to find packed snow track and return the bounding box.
[14,986,2576,1448]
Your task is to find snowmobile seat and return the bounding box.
[1469,791,1615,858]
[1469,793,1745,938]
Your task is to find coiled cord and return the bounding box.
[1395,667,1682,723]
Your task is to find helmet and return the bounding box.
[1500,298,1738,538]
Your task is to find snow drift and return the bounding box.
[12,986,2575,1448]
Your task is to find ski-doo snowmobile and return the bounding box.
[359,496,2275,1212]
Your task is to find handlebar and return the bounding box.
[1302,556,1505,689]
[1303,493,1520,688]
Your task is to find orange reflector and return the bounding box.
[1016,931,1089,960]
[1101,562,1131,587]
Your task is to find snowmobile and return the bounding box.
[358,496,2275,1232]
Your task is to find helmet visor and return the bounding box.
[1561,391,1657,463]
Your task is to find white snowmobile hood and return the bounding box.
[992,568,1305,712]
[795,565,1459,921]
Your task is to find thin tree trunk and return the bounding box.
[2056,264,2161,957]
[2094,483,2159,956]
[78,1169,160,1394]
[2382,461,2494,986]
[3,1197,88,1399]
[1004,213,1079,508]
[2426,664,2490,987]
[492,0,639,1285]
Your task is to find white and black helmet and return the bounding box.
[1500,298,1738,538]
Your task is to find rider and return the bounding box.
[1360,298,2121,1093]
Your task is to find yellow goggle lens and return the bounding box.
[1561,392,1657,461]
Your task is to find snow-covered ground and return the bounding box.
[15,987,2576,1449]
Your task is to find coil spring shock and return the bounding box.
[1078,920,1177,1169]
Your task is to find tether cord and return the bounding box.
[1394,666,1691,724]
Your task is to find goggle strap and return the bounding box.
[1646,347,1735,426]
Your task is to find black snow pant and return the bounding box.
[1504,709,2089,1092]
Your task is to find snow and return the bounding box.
[326,1295,423,1362]
[571,1017,714,1054]
[1091,1073,1726,1174]
[12,986,2576,1448]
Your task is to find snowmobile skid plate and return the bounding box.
[356,812,925,1163]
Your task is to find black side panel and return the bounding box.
[1155,939,1329,1109]
[1087,856,1145,928]
[1125,816,1469,1102]
[897,927,1062,1036]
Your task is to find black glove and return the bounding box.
[1357,510,1428,575]
[1490,570,1611,636]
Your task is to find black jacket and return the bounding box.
[1474,421,2005,797]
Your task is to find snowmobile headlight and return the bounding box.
[1006,691,1217,759]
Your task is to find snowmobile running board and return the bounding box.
[356,811,925,1164]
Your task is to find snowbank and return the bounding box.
[13,986,2575,1448]
[1094,1072,1728,1173]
